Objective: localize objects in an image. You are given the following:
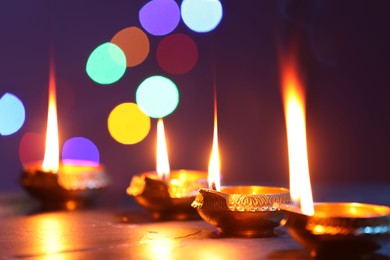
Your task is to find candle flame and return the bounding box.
[208,93,221,191]
[281,55,314,216]
[42,57,60,173]
[156,118,170,180]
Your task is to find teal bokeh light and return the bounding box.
[0,92,25,136]
[181,0,223,33]
[136,75,179,118]
[86,42,127,85]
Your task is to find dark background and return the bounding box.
[1,1,389,196]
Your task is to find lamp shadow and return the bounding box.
[115,208,201,224]
[267,249,390,260]
[205,227,286,239]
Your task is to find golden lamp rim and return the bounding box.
[127,169,208,199]
[282,202,390,219]
[136,170,208,180]
[21,162,109,191]
[23,160,105,171]
[282,202,390,255]
[220,185,290,195]
[193,186,291,212]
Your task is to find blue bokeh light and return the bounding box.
[0,92,25,136]
[181,0,223,33]
[136,75,179,118]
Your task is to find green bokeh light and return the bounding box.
[86,42,127,85]
[136,75,179,118]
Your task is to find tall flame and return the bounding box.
[281,56,314,216]
[42,56,60,173]
[156,118,170,180]
[208,83,221,191]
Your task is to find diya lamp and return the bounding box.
[20,57,109,210]
[127,118,208,220]
[192,90,291,237]
[277,54,390,257]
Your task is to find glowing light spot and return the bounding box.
[0,92,25,136]
[136,76,179,118]
[86,42,126,84]
[312,225,326,235]
[111,27,150,67]
[62,137,100,166]
[19,132,45,166]
[139,0,180,36]
[65,200,77,211]
[141,238,176,260]
[108,102,151,144]
[157,34,198,75]
[181,0,223,33]
[35,217,65,255]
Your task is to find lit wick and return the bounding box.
[208,118,219,190]
[42,55,60,173]
[156,118,170,181]
[281,53,314,216]
[208,73,221,191]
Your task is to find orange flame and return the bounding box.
[281,55,314,216]
[156,118,170,180]
[208,90,221,191]
[42,57,60,173]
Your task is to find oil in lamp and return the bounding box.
[20,57,109,210]
[192,90,291,237]
[127,118,208,220]
[278,53,390,257]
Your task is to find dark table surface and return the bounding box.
[1,184,390,259]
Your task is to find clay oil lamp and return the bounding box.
[127,119,208,220]
[21,58,108,210]
[192,94,290,237]
[278,54,390,257]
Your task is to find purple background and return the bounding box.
[0,1,389,194]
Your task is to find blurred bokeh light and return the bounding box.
[108,102,151,144]
[86,42,127,84]
[0,92,25,136]
[19,132,45,166]
[157,33,198,74]
[139,0,181,36]
[136,75,179,118]
[111,27,150,67]
[181,0,223,33]
[62,137,100,166]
